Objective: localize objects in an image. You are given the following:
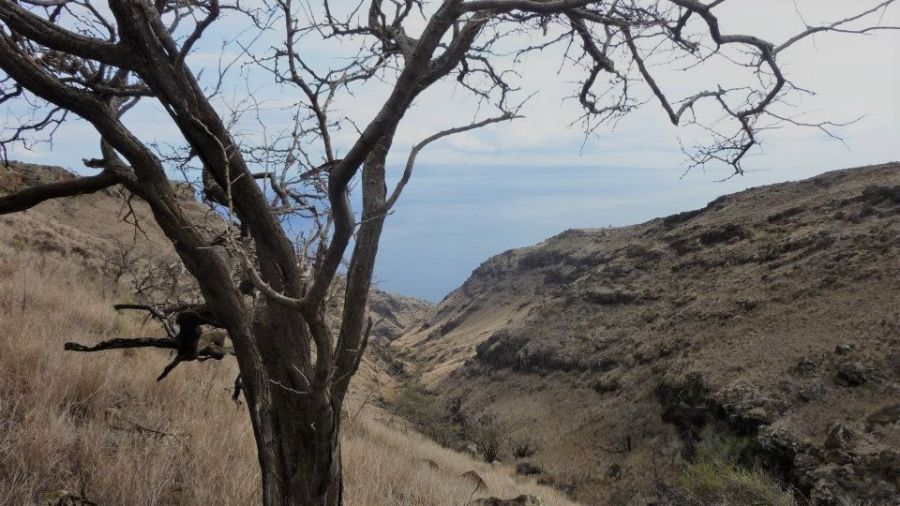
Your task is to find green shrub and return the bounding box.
[692,425,756,467]
[393,383,461,447]
[673,426,796,506]
[675,461,795,506]
[470,413,507,462]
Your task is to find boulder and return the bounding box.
[798,382,827,402]
[824,423,856,450]
[835,362,875,387]
[796,358,817,375]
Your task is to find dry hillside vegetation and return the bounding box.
[395,163,900,505]
[0,162,573,506]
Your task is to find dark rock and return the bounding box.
[721,384,788,430]
[475,330,528,370]
[699,222,749,245]
[467,495,543,506]
[592,377,621,394]
[866,404,900,428]
[515,462,543,476]
[585,288,638,305]
[543,268,580,285]
[796,359,817,375]
[662,207,706,228]
[634,353,655,365]
[593,358,619,372]
[439,318,461,336]
[517,249,572,270]
[767,206,804,224]
[835,362,875,387]
[805,451,900,505]
[736,299,759,311]
[824,423,855,450]
[861,184,900,206]
[798,382,827,402]
[387,359,406,376]
[606,463,623,480]
[624,243,660,260]
[834,344,854,355]
[476,330,604,373]
[656,373,717,437]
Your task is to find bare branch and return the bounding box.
[385,112,520,211]
[0,168,120,214]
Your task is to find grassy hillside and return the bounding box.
[395,163,900,505]
[0,162,574,506]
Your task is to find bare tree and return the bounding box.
[0,0,895,504]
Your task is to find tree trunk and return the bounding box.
[232,314,343,506]
[255,409,343,506]
[243,376,344,506]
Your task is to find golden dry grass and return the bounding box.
[0,240,578,505]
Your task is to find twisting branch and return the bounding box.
[775,0,899,54]
[384,112,521,211]
[0,168,120,213]
[113,303,178,338]
[64,306,233,382]
[64,337,180,352]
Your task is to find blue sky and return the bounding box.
[3,1,898,300]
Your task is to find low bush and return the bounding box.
[511,437,538,459]
[393,383,461,447]
[672,426,795,506]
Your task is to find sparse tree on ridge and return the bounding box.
[0,0,895,504]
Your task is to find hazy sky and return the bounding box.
[4,1,899,300]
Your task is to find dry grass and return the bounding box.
[0,240,577,505]
[343,414,578,506]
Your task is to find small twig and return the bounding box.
[156,355,185,381]
[113,303,177,338]
[232,374,243,404]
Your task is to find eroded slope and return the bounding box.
[396,163,900,504]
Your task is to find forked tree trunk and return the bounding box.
[245,135,391,506]
[232,314,346,506]
[253,400,343,506]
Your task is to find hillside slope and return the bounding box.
[0,161,577,505]
[0,162,429,342]
[395,162,900,505]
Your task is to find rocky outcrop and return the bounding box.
[656,372,900,504]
